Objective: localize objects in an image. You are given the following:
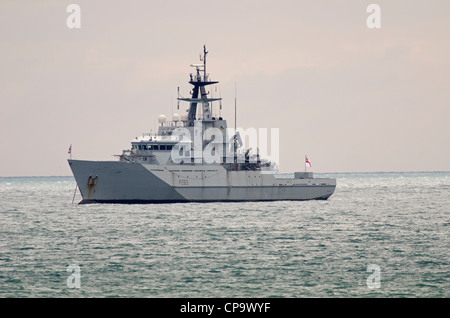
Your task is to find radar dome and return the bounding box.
[172,113,180,122]
[158,114,166,124]
[181,113,188,121]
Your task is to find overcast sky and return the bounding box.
[1,0,449,176]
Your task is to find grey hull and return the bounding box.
[68,159,336,204]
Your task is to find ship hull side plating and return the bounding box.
[69,159,336,204]
[68,159,187,203]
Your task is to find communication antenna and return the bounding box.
[234,82,237,131]
[219,83,222,117]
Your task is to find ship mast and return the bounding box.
[178,45,220,127]
[201,45,208,81]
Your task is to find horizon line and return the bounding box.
[1,170,450,178]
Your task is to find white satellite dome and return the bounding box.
[158,114,166,124]
[180,113,188,121]
[172,113,180,122]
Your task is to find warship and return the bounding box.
[68,46,336,203]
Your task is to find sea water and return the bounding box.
[0,172,448,297]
